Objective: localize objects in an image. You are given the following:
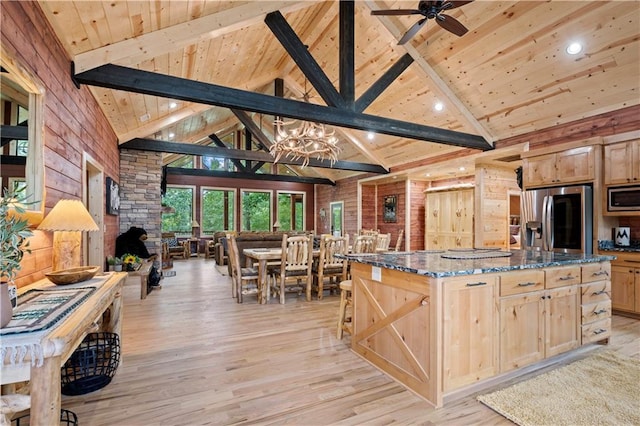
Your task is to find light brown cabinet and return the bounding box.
[608,251,640,315]
[604,139,640,185]
[425,188,473,250]
[442,274,498,391]
[498,264,611,373]
[523,145,596,188]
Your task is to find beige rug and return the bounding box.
[477,350,640,426]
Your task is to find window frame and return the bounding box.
[161,184,196,236]
[239,188,273,232]
[200,186,236,234]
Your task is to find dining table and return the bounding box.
[243,248,320,304]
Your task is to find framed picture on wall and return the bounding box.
[106,177,120,215]
[383,195,397,223]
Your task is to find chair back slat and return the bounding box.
[394,229,404,251]
[319,234,349,270]
[375,233,391,252]
[281,234,313,272]
[352,235,376,253]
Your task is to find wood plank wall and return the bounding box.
[3,1,120,287]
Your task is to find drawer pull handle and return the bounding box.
[624,260,640,264]
[593,309,608,315]
[518,282,536,287]
[593,329,607,335]
[592,271,609,277]
[466,281,487,287]
[592,290,607,296]
[559,275,576,281]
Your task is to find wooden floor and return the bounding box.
[61,257,640,425]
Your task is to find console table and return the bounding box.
[0,272,125,424]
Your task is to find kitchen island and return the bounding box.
[343,249,615,407]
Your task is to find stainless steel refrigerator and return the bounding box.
[521,185,593,254]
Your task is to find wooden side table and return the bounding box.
[187,238,200,257]
[125,261,154,299]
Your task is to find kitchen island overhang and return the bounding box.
[341,249,615,407]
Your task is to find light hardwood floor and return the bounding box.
[60,258,640,425]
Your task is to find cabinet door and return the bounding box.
[604,142,634,185]
[425,193,440,234]
[442,275,498,391]
[457,189,474,235]
[635,268,640,312]
[499,292,545,372]
[556,146,595,184]
[611,265,635,311]
[524,154,556,187]
[545,286,579,357]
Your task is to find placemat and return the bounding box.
[0,287,96,336]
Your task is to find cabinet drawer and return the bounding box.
[581,263,611,283]
[581,281,611,304]
[546,266,581,289]
[581,318,611,344]
[500,270,545,297]
[581,300,611,325]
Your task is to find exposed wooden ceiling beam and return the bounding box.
[121,138,389,174]
[167,166,335,186]
[340,1,355,105]
[265,11,346,109]
[73,1,319,73]
[355,53,414,113]
[75,64,491,151]
[365,0,495,145]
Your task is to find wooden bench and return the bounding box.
[125,261,155,299]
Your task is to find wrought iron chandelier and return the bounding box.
[270,117,341,167]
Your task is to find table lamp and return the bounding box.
[38,199,99,271]
[191,220,200,237]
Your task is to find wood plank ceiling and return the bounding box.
[38,1,640,182]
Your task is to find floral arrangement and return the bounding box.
[120,253,141,271]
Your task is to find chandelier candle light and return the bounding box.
[271,118,341,167]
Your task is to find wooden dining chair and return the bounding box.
[391,229,404,251]
[272,234,313,304]
[375,233,391,252]
[312,234,349,300]
[352,234,376,254]
[228,234,259,303]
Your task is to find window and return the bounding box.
[240,189,271,231]
[161,186,195,234]
[201,188,235,234]
[167,156,194,169]
[277,191,305,231]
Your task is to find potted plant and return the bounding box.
[114,257,123,272]
[0,188,34,327]
[121,253,141,271]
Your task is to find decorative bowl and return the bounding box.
[45,266,100,285]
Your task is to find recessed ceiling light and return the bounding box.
[459,166,465,171]
[425,173,431,177]
[566,42,582,55]
[168,132,175,139]
[434,102,444,112]
[169,102,177,109]
[367,132,375,140]
[139,113,150,122]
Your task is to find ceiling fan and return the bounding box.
[371,1,473,45]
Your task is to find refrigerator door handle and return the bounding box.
[545,195,553,250]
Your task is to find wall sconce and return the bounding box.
[37,200,99,271]
[191,220,200,237]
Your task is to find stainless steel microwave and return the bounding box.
[608,186,640,212]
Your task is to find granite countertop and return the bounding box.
[598,240,640,253]
[342,249,616,278]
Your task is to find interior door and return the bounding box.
[330,201,343,237]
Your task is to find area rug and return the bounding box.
[477,350,640,426]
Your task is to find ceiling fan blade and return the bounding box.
[436,14,469,36]
[371,9,423,16]
[398,18,428,45]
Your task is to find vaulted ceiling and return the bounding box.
[38,1,639,183]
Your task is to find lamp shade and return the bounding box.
[191,220,200,228]
[38,200,99,232]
